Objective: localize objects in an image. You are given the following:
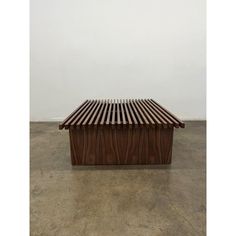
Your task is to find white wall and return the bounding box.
[30,0,206,121]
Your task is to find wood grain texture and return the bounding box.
[69,126,174,165]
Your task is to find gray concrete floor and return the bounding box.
[30,121,206,236]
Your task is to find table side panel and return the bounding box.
[69,127,173,165]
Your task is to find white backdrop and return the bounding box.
[30,0,205,121]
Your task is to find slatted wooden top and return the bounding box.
[59,99,185,129]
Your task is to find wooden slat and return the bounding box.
[88,100,103,125]
[106,100,112,125]
[117,99,121,125]
[120,99,127,125]
[66,100,95,128]
[94,100,106,125]
[73,100,97,126]
[100,100,109,125]
[123,99,132,125]
[140,99,166,127]
[111,100,116,125]
[82,101,100,126]
[126,100,138,125]
[129,99,143,125]
[148,99,182,128]
[150,99,185,128]
[145,100,174,127]
[132,100,150,125]
[136,100,155,125]
[59,100,88,129]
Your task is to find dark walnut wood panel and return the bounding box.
[59,99,184,165]
[69,126,174,165]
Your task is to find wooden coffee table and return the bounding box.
[59,99,184,165]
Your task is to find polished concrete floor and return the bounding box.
[30,121,206,236]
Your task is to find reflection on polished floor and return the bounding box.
[30,121,206,236]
